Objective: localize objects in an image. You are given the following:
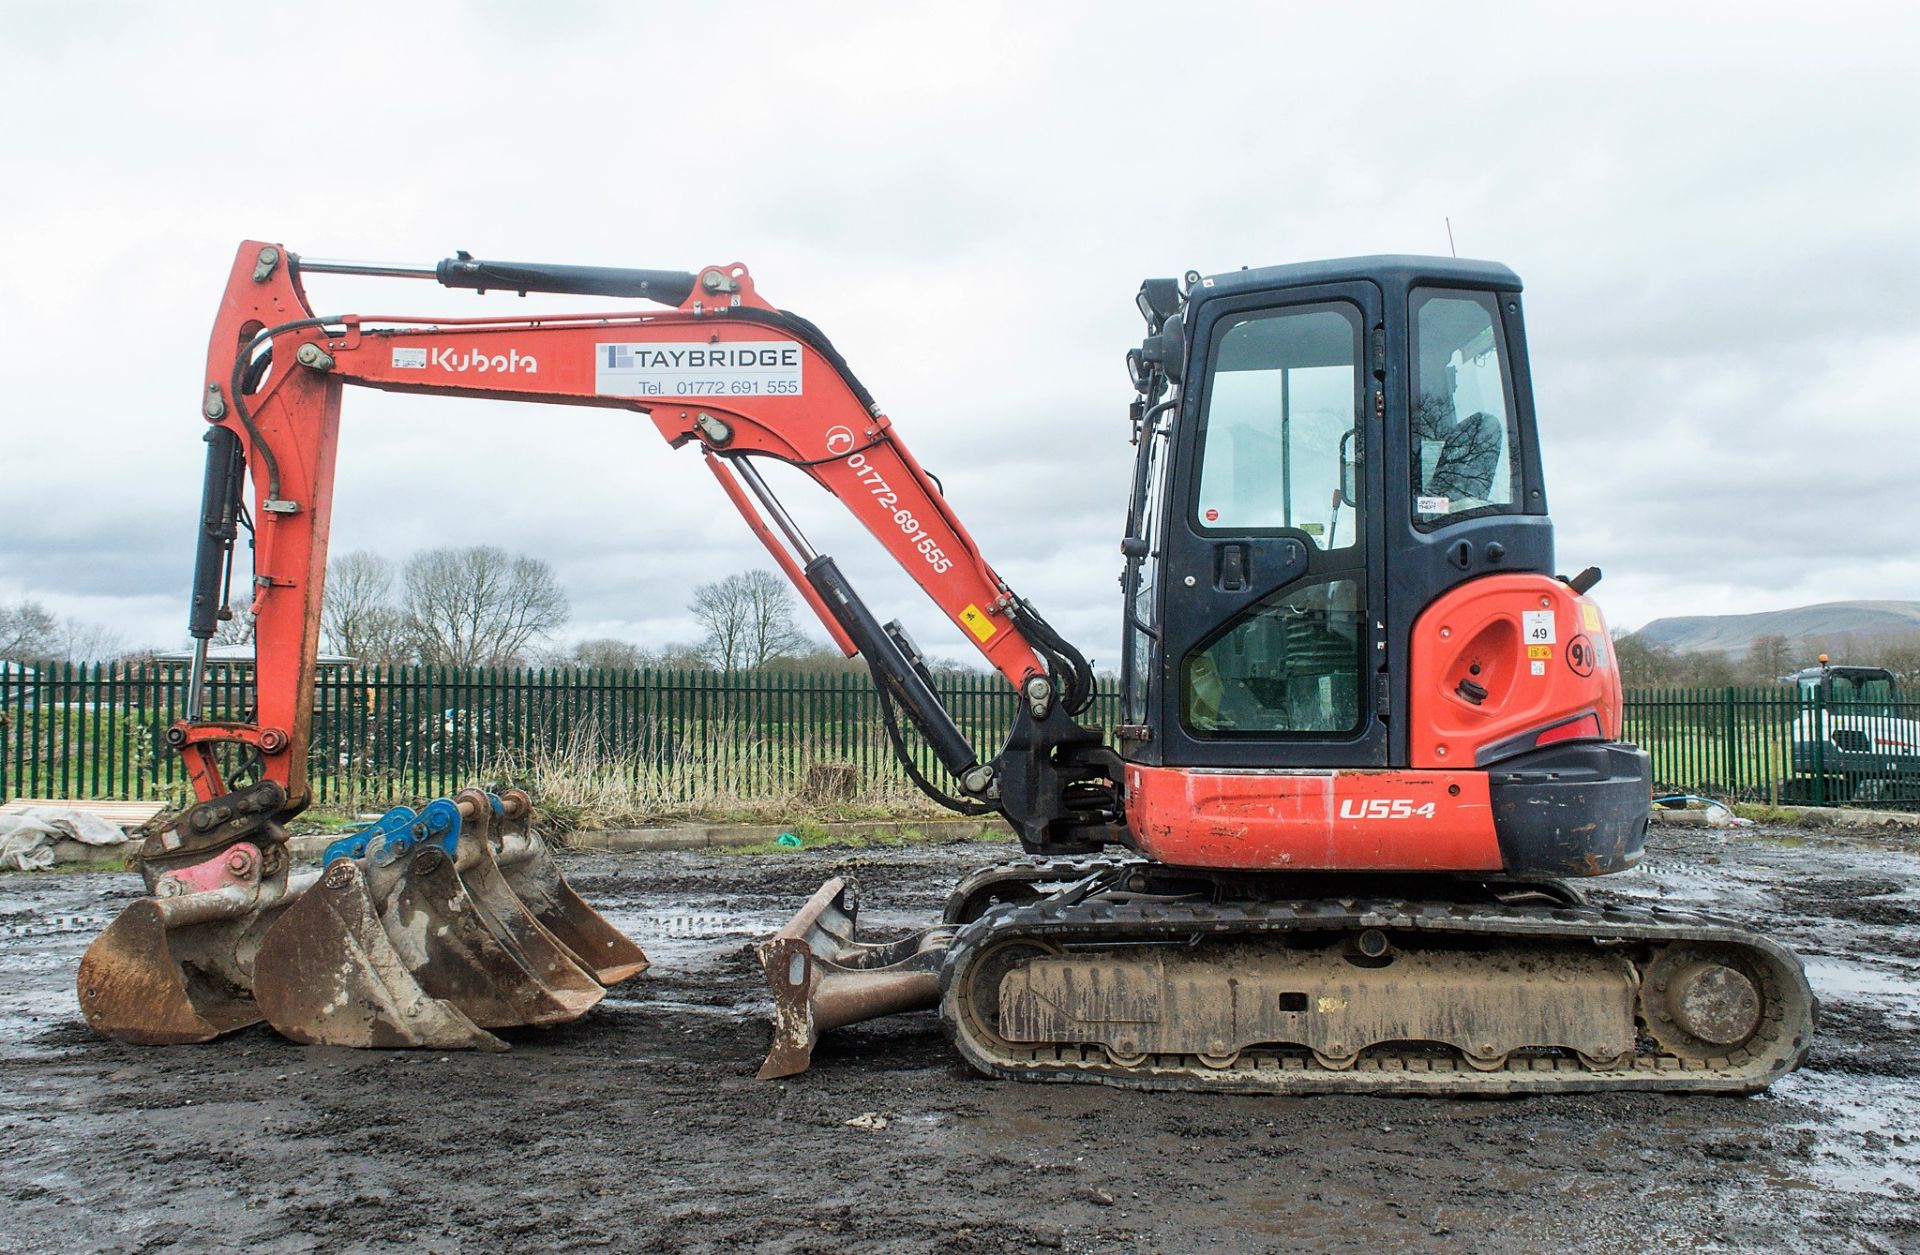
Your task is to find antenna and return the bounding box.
[1445,217,1457,257]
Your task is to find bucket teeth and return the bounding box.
[755,877,952,1080]
[79,790,646,1052]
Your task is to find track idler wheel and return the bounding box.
[1640,945,1768,1060]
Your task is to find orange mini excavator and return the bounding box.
[79,242,1813,1093]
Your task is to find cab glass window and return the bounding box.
[1411,289,1519,527]
[1194,303,1362,548]
[1183,578,1365,736]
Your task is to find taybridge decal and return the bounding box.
[596,340,803,398]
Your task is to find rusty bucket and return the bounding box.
[252,792,627,1049]
[754,877,953,1080]
[77,838,314,1044]
[480,790,649,986]
[77,782,310,1044]
[81,784,649,1052]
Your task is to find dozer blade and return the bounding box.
[754,876,952,1080]
[253,858,504,1051]
[78,837,314,1044]
[483,789,649,986]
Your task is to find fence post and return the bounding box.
[1811,685,1827,807]
[1723,686,1737,799]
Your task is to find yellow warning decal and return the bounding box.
[960,604,997,643]
[1580,603,1603,632]
[1527,645,1553,660]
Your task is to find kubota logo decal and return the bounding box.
[1339,798,1437,820]
[429,346,539,374]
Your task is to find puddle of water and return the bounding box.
[0,913,113,940]
[1772,1069,1920,1197]
[620,909,763,940]
[1802,954,1920,1007]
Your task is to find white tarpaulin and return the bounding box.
[0,807,130,871]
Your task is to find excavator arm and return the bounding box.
[182,241,1121,853]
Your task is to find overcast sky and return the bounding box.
[1,2,1915,669]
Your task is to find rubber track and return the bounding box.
[941,857,1129,923]
[939,891,1817,1096]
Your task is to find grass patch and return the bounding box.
[474,721,954,837]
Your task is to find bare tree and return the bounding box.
[690,570,808,671]
[403,546,569,667]
[1743,634,1795,683]
[0,599,58,663]
[645,641,713,671]
[1874,631,1920,689]
[568,637,647,670]
[323,551,413,664]
[57,617,127,662]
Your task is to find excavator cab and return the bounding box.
[1116,258,1649,877]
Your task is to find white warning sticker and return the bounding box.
[392,347,427,369]
[1522,610,1557,646]
[1416,495,1450,514]
[1530,660,1547,676]
[595,341,803,398]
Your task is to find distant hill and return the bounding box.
[1635,600,1920,657]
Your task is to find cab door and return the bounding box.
[1152,281,1388,768]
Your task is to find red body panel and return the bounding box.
[1124,765,1503,871]
[1406,574,1622,769]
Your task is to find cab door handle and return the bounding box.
[1216,543,1250,592]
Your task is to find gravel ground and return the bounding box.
[1,824,1914,1254]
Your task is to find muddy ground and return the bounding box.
[1,824,1915,1254]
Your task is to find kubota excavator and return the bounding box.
[79,241,1814,1094]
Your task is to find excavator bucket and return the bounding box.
[754,877,952,1080]
[77,838,315,1044]
[251,791,634,1049]
[485,789,649,985]
[77,782,311,1044]
[80,784,647,1052]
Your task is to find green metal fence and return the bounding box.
[1622,685,1920,809]
[2,664,1915,811]
[0,662,1122,811]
